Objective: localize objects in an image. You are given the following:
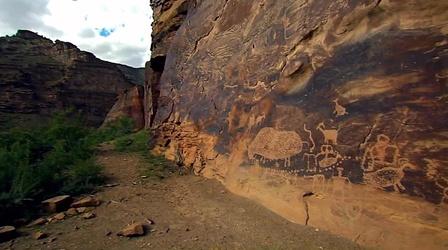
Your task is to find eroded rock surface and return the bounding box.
[145,0,448,249]
[0,30,144,126]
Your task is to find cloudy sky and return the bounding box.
[0,0,152,67]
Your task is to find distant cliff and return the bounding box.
[145,0,448,249]
[0,30,144,126]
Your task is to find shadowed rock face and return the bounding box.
[0,30,144,126]
[146,0,448,248]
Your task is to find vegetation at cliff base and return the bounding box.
[0,112,135,223]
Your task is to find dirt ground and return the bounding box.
[1,150,362,250]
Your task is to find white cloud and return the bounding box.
[0,0,152,67]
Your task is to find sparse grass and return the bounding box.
[113,130,175,179]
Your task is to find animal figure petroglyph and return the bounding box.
[317,122,338,145]
[333,99,348,117]
[363,158,416,192]
[362,134,399,172]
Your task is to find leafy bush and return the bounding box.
[0,111,124,224]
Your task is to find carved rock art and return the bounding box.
[333,99,348,117]
[248,127,303,161]
[363,158,416,192]
[317,122,338,145]
[362,134,399,172]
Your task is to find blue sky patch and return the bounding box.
[99,28,115,37]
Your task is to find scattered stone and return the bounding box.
[145,219,154,225]
[71,196,101,208]
[48,237,57,243]
[220,190,226,194]
[82,212,96,220]
[185,228,190,232]
[41,195,72,212]
[104,183,119,188]
[105,231,112,236]
[66,208,78,216]
[74,226,80,230]
[0,226,16,242]
[315,228,320,232]
[117,223,146,237]
[27,218,47,227]
[141,176,148,179]
[53,213,66,221]
[32,232,48,240]
[75,207,93,213]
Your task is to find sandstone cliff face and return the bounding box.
[146,0,448,248]
[0,30,144,126]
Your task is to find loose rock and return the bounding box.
[53,212,66,221]
[75,207,93,213]
[71,196,101,208]
[0,226,16,242]
[27,218,47,227]
[41,195,72,212]
[66,208,78,216]
[82,212,96,219]
[32,232,48,240]
[117,223,146,237]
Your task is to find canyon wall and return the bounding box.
[146,0,448,249]
[0,30,144,126]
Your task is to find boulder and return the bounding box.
[53,213,66,221]
[41,195,71,213]
[66,208,78,216]
[117,223,146,237]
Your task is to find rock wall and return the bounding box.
[146,0,448,249]
[0,30,144,126]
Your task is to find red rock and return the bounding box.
[27,218,47,227]
[71,197,101,208]
[41,195,71,213]
[117,223,146,237]
[66,208,78,216]
[53,213,66,221]
[32,232,48,240]
[82,212,96,220]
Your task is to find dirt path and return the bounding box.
[2,150,361,250]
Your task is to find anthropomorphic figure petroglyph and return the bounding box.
[316,145,342,169]
[317,122,338,145]
[331,167,351,197]
[362,134,399,172]
[333,99,348,117]
[363,158,416,192]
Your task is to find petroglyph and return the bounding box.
[364,158,416,192]
[303,153,318,172]
[331,167,351,198]
[425,159,448,204]
[362,134,399,172]
[248,127,303,160]
[316,145,343,170]
[333,98,348,117]
[317,122,338,145]
[303,123,316,152]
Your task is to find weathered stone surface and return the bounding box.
[0,30,144,126]
[41,195,71,213]
[145,0,448,249]
[53,212,66,221]
[117,223,146,237]
[71,196,101,208]
[103,85,145,130]
[66,208,78,216]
